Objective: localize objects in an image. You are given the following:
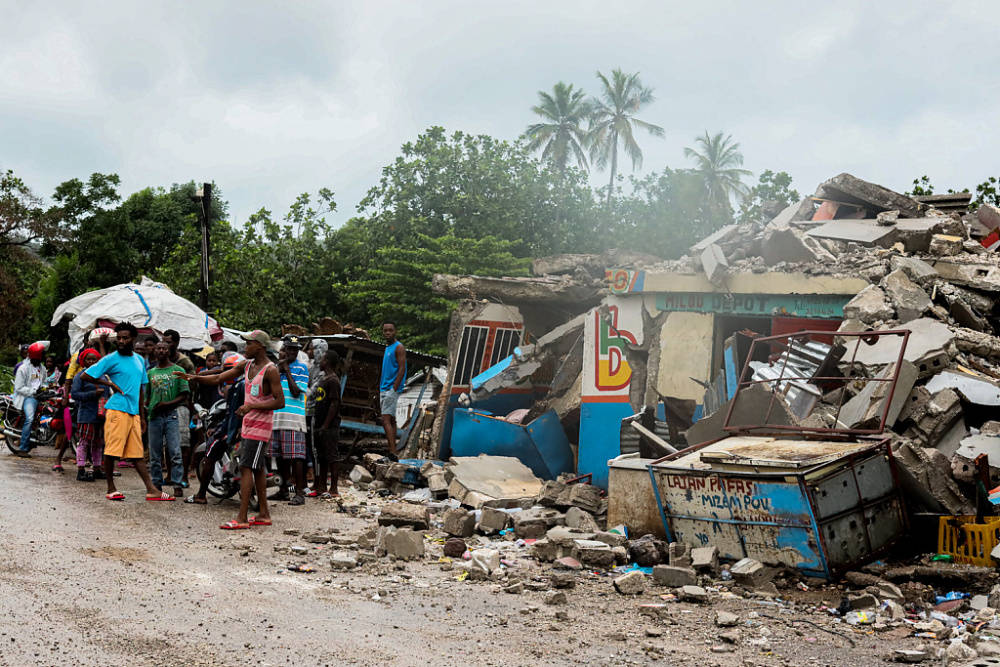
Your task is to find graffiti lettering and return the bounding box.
[595,306,637,391]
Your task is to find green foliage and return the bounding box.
[346,234,530,355]
[906,175,935,196]
[1,168,60,248]
[739,170,800,224]
[974,177,1000,210]
[526,82,592,173]
[358,126,602,257]
[684,131,752,219]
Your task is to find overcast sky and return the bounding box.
[4,1,1000,225]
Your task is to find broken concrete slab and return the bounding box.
[806,220,898,247]
[685,383,796,446]
[882,269,931,322]
[700,243,729,285]
[441,507,476,538]
[766,199,816,230]
[613,570,646,595]
[691,546,720,574]
[930,260,1000,291]
[815,173,921,218]
[761,227,835,265]
[929,234,964,256]
[652,565,697,587]
[564,506,600,532]
[849,318,952,368]
[889,255,937,285]
[951,434,1000,484]
[895,217,950,253]
[836,361,917,430]
[891,441,974,514]
[731,558,771,588]
[691,224,738,254]
[925,369,1000,406]
[378,503,431,530]
[512,507,564,539]
[447,455,543,509]
[476,506,511,534]
[431,274,603,307]
[376,526,426,560]
[842,285,894,324]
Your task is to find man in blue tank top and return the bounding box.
[379,322,407,454]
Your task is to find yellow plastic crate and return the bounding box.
[937,515,1000,567]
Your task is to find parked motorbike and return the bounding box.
[2,390,64,453]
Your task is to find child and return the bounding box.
[71,348,105,481]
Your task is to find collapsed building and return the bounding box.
[429,171,1000,576]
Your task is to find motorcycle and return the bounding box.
[2,390,65,454]
[195,398,243,500]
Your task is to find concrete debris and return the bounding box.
[679,585,709,603]
[761,227,834,265]
[843,285,895,324]
[441,507,476,538]
[447,455,543,509]
[652,565,697,587]
[378,503,431,530]
[349,465,374,485]
[668,542,693,568]
[816,172,922,218]
[628,534,668,567]
[564,506,600,532]
[613,570,647,595]
[691,546,720,574]
[892,441,974,514]
[476,506,511,535]
[376,527,425,560]
[929,234,964,256]
[836,361,917,429]
[882,269,932,321]
[730,558,770,589]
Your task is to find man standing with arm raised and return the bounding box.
[176,330,284,529]
[379,322,406,456]
[79,321,170,501]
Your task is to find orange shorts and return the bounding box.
[104,410,143,459]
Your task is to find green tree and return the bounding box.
[739,170,800,224]
[587,69,664,208]
[345,233,530,355]
[906,175,935,196]
[526,82,592,174]
[683,131,751,218]
[358,127,602,257]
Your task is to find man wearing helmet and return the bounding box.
[12,342,47,457]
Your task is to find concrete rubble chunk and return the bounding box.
[889,255,937,285]
[447,455,543,509]
[680,585,709,603]
[593,531,627,548]
[376,526,425,560]
[877,581,904,601]
[668,542,693,568]
[513,507,564,539]
[715,610,739,627]
[850,593,879,609]
[443,537,467,558]
[928,234,963,256]
[378,503,431,530]
[926,370,1000,406]
[730,558,770,588]
[613,570,646,595]
[842,285,894,324]
[767,198,815,229]
[815,172,921,218]
[836,361,917,430]
[476,506,511,535]
[882,269,931,321]
[441,507,476,538]
[952,434,1000,484]
[564,484,602,514]
[807,220,899,247]
[329,551,358,570]
[850,318,953,367]
[536,480,564,506]
[686,383,797,446]
[652,565,697,587]
[627,534,668,567]
[691,546,720,574]
[564,506,600,532]
[470,548,500,575]
[574,540,616,568]
[348,465,373,485]
[700,243,729,285]
[891,649,929,663]
[691,224,739,253]
[891,441,974,514]
[761,227,834,266]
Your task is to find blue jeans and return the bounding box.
[18,397,38,452]
[148,409,182,488]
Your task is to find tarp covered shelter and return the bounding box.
[51,276,222,353]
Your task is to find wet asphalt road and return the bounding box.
[0,454,519,667]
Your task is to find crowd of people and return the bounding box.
[9,321,408,530]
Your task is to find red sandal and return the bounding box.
[220,520,251,530]
[249,516,272,526]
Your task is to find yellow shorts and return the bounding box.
[104,410,144,459]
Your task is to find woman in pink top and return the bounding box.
[176,330,284,529]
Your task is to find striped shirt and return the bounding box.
[272,360,308,433]
[241,361,276,442]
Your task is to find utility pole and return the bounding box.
[198,183,212,311]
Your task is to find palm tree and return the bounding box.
[683,131,752,215]
[588,69,664,207]
[525,82,592,174]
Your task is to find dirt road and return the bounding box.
[0,453,927,666]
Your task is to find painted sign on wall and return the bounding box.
[579,295,644,488]
[656,292,849,319]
